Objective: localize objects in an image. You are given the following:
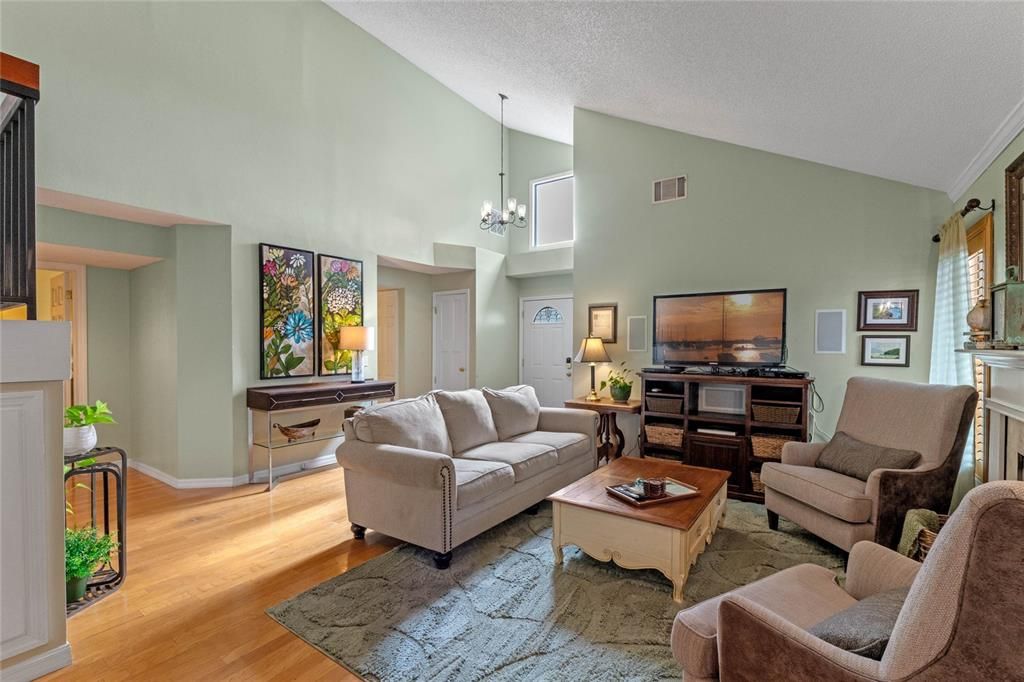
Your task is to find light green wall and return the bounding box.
[85,267,131,448]
[955,129,1024,278]
[573,109,952,438]
[36,206,174,258]
[517,274,574,300]
[4,0,518,478]
[509,130,574,255]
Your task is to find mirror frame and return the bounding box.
[1007,150,1024,277]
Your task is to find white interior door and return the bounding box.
[433,290,470,391]
[521,297,574,407]
[378,289,400,389]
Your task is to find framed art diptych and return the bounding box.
[318,254,363,376]
[857,290,918,331]
[259,243,315,379]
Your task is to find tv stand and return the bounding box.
[640,370,813,502]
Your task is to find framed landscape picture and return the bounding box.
[259,243,315,379]
[861,335,910,367]
[318,254,363,376]
[857,290,918,331]
[589,303,618,344]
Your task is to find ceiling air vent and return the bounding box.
[653,175,687,204]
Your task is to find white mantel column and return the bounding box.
[0,321,72,680]
[966,350,1024,482]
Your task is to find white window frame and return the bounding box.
[529,171,574,251]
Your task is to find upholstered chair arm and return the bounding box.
[781,441,827,467]
[538,407,599,439]
[866,465,956,550]
[336,439,455,489]
[844,541,921,600]
[717,595,882,682]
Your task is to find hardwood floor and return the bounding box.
[51,466,398,681]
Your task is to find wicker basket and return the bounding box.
[646,396,684,414]
[752,402,801,424]
[750,433,797,460]
[915,514,950,561]
[645,424,685,448]
[750,471,765,493]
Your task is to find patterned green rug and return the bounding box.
[268,501,844,681]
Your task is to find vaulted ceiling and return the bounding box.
[328,1,1024,197]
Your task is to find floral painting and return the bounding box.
[318,254,363,375]
[260,243,315,379]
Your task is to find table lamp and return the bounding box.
[338,326,375,383]
[575,336,610,401]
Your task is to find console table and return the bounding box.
[564,397,642,463]
[246,379,395,490]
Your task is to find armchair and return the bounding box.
[672,481,1024,681]
[761,377,977,551]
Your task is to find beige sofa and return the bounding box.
[336,386,598,568]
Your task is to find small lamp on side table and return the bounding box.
[575,335,611,401]
[338,326,375,383]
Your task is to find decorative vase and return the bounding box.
[63,425,97,456]
[966,298,992,334]
[610,383,632,403]
[66,576,88,603]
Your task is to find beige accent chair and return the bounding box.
[761,377,977,551]
[671,480,1024,681]
[336,389,597,568]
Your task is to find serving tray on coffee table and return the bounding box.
[606,478,700,507]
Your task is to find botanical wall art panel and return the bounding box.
[318,254,363,375]
[260,243,316,379]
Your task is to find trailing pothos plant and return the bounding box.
[64,400,116,428]
[63,459,95,515]
[600,361,634,393]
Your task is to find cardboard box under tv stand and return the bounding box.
[640,370,813,503]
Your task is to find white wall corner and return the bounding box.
[947,96,1024,201]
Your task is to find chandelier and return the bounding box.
[480,93,526,235]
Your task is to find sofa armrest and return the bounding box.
[781,441,826,467]
[538,407,599,439]
[865,465,955,549]
[336,439,454,490]
[717,595,882,682]
[844,541,921,600]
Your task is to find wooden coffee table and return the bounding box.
[548,458,730,602]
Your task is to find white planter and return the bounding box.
[63,425,97,456]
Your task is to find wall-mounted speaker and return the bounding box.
[815,309,847,354]
[627,315,647,352]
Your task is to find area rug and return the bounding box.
[268,501,844,681]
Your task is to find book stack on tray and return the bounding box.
[606,478,700,507]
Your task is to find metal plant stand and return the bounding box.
[64,446,127,616]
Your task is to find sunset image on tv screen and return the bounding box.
[654,291,785,365]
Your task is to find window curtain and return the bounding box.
[928,212,974,509]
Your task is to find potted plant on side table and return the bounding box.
[63,400,116,456]
[601,362,634,403]
[65,526,116,603]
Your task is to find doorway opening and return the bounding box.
[432,289,471,391]
[37,261,88,406]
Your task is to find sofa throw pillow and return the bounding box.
[483,385,541,440]
[351,394,451,454]
[434,389,499,454]
[807,586,910,660]
[815,431,921,481]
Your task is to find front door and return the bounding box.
[521,297,574,407]
[433,290,470,391]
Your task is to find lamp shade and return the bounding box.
[574,336,610,364]
[337,326,375,351]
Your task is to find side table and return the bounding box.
[564,397,642,463]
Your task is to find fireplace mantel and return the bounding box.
[957,349,1024,370]
[959,349,1024,482]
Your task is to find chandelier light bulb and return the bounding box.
[481,201,493,219]
[507,197,517,213]
[502,209,510,223]
[517,203,527,219]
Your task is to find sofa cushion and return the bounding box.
[482,385,541,439]
[458,441,558,482]
[816,431,921,481]
[671,563,854,679]
[506,431,590,465]
[453,459,515,510]
[808,585,909,660]
[351,394,451,454]
[760,462,873,523]
[435,389,499,454]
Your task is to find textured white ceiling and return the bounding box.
[328,1,1024,194]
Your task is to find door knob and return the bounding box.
[459,367,465,372]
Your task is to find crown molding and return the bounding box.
[947,96,1024,201]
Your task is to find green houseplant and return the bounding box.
[65,526,116,603]
[600,362,634,403]
[63,400,115,456]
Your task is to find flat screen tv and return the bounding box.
[653,288,787,367]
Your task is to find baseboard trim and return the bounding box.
[1,642,72,682]
[127,454,338,489]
